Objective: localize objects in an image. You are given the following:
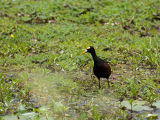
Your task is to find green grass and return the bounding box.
[0,0,160,119]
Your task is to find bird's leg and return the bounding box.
[107,79,110,88]
[98,78,101,89]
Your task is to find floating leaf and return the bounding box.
[21,112,38,117]
[152,101,160,109]
[146,114,158,120]
[121,100,153,112]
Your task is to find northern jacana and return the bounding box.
[82,46,111,89]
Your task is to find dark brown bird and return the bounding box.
[82,46,111,89]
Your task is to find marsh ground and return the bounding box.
[0,0,160,119]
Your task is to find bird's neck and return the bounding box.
[91,52,98,63]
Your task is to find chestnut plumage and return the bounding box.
[82,46,111,89]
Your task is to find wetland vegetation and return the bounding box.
[0,0,160,119]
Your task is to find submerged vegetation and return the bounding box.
[0,0,160,119]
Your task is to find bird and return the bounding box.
[81,46,111,89]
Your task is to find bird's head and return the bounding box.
[81,46,96,54]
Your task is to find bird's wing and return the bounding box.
[104,62,111,74]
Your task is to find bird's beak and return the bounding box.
[81,50,87,55]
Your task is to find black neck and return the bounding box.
[90,51,98,63]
